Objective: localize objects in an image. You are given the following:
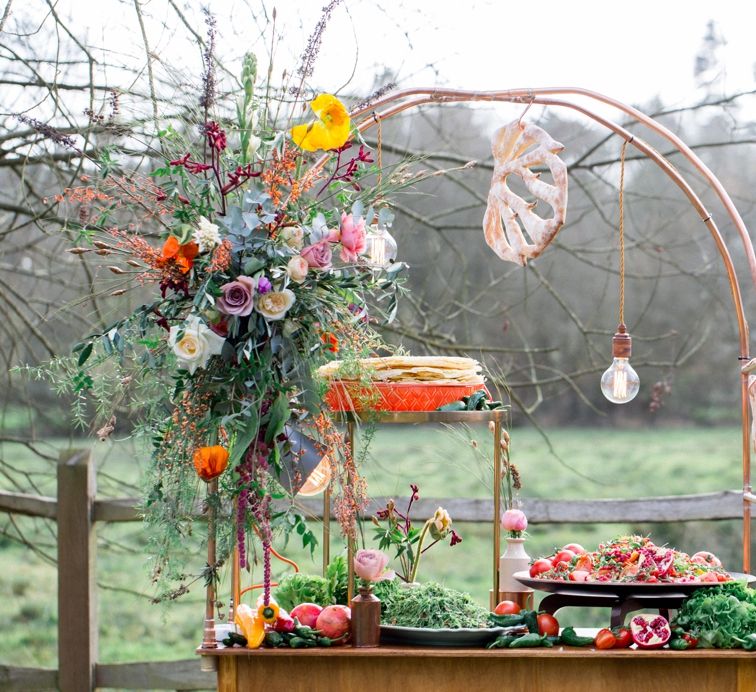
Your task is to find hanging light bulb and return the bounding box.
[600,324,640,404]
[365,225,397,268]
[297,456,331,496]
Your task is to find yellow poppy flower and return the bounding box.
[291,93,351,152]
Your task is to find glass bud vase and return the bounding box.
[498,537,534,610]
[351,585,381,648]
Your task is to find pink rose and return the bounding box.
[353,549,394,583]
[501,509,528,534]
[301,240,333,269]
[217,275,255,316]
[339,212,367,263]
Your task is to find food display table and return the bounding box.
[199,645,756,692]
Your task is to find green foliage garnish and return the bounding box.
[382,582,489,629]
[673,581,756,648]
[274,573,330,611]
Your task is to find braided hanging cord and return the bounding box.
[618,139,629,326]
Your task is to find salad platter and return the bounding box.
[380,624,523,647]
[514,571,756,597]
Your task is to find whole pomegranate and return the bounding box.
[630,614,671,649]
[315,604,351,644]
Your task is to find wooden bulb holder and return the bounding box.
[612,324,632,359]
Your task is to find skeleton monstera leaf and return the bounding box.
[483,120,568,265]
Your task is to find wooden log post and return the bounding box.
[57,449,97,692]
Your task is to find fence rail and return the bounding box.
[0,450,747,690]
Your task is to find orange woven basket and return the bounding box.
[324,381,483,412]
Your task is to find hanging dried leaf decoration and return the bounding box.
[482,121,568,265]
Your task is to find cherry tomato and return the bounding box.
[552,549,576,566]
[612,627,633,648]
[494,600,521,615]
[595,628,617,649]
[529,559,552,578]
[682,633,699,648]
[537,613,560,637]
[562,543,586,555]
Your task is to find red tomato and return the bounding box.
[682,633,699,648]
[595,628,617,649]
[537,613,559,637]
[529,559,552,578]
[612,627,632,648]
[562,543,586,555]
[494,600,521,615]
[552,549,576,566]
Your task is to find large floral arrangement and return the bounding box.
[41,40,412,603]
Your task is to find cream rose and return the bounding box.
[286,256,308,283]
[256,289,295,321]
[192,216,221,253]
[279,227,304,249]
[168,315,225,374]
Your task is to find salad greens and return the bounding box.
[673,581,756,648]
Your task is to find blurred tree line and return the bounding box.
[0,1,754,444]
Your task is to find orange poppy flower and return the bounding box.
[320,332,339,353]
[161,236,199,274]
[193,445,229,481]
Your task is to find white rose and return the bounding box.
[286,256,308,283]
[193,216,221,253]
[256,289,296,321]
[168,315,225,374]
[279,227,304,250]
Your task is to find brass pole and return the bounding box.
[202,478,218,649]
[347,420,356,603]
[492,420,502,609]
[322,483,331,575]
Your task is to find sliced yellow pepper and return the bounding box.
[257,601,280,624]
[235,603,266,649]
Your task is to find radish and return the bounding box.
[290,603,323,629]
[316,604,351,643]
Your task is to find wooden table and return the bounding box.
[199,645,756,692]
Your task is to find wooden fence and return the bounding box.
[0,449,747,691]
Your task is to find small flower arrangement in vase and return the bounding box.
[352,549,394,647]
[372,484,462,585]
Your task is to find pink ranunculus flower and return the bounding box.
[301,240,333,269]
[339,212,367,263]
[353,549,395,583]
[501,508,528,534]
[216,275,255,316]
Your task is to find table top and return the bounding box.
[197,644,755,659]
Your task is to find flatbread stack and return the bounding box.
[317,356,484,386]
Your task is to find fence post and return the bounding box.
[58,449,97,692]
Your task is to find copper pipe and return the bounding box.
[347,88,753,571]
[352,86,756,289]
[202,478,218,649]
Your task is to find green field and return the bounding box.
[0,425,752,669]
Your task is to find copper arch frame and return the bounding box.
[347,86,754,572]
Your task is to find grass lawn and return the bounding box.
[0,425,751,670]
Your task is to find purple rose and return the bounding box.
[301,240,333,269]
[257,276,272,294]
[217,275,255,316]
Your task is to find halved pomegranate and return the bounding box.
[630,614,671,649]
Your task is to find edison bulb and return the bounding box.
[365,227,397,268]
[600,357,640,404]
